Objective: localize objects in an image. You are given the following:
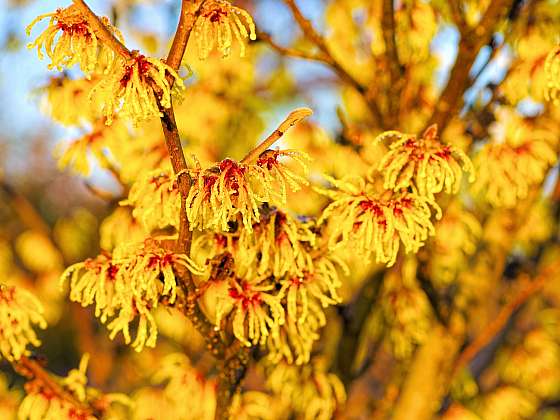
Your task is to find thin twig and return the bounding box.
[381,0,402,127]
[72,0,132,59]
[425,0,513,133]
[240,107,313,164]
[258,31,330,63]
[451,265,559,378]
[15,356,98,416]
[282,0,384,127]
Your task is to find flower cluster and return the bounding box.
[266,359,346,420]
[0,285,47,361]
[377,125,474,198]
[61,238,203,351]
[186,153,308,233]
[545,46,560,104]
[193,0,256,59]
[26,4,122,75]
[93,53,185,125]
[215,277,285,347]
[317,175,440,267]
[472,136,557,207]
[121,169,182,232]
[381,258,432,359]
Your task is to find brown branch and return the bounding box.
[15,356,98,416]
[258,31,330,63]
[425,0,513,133]
[282,0,384,127]
[381,0,402,127]
[240,107,313,164]
[451,265,559,378]
[167,0,206,71]
[72,0,132,59]
[215,346,252,420]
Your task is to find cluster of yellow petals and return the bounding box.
[381,258,432,359]
[266,359,346,420]
[100,207,146,252]
[61,238,203,351]
[121,169,182,232]
[472,136,557,208]
[215,277,285,347]
[19,354,130,420]
[268,256,346,364]
[317,175,440,267]
[194,0,256,59]
[55,120,129,176]
[93,53,185,125]
[186,153,308,233]
[26,4,122,75]
[377,125,475,198]
[236,208,315,277]
[428,203,482,286]
[0,284,47,361]
[545,46,560,104]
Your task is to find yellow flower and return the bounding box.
[252,149,310,205]
[266,359,346,420]
[236,208,316,277]
[61,238,204,352]
[120,169,182,232]
[92,52,185,125]
[215,277,285,347]
[193,0,256,59]
[317,175,440,267]
[382,258,432,359]
[377,126,475,198]
[545,46,560,104]
[472,138,557,208]
[26,4,122,75]
[186,158,260,232]
[0,284,47,361]
[18,383,95,420]
[100,206,146,252]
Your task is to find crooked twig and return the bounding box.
[381,0,403,127]
[425,0,514,133]
[451,265,559,378]
[282,0,384,127]
[240,107,313,164]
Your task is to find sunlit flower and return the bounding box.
[428,203,482,286]
[186,158,260,232]
[26,4,122,75]
[252,149,310,205]
[267,359,346,420]
[55,120,129,176]
[382,258,432,359]
[377,126,474,198]
[237,208,315,277]
[93,53,185,125]
[0,285,47,361]
[545,46,560,104]
[317,175,440,267]
[121,169,182,232]
[472,123,557,208]
[61,238,204,351]
[215,277,285,347]
[100,206,146,252]
[193,0,256,59]
[18,383,95,420]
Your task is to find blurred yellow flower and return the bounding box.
[193,0,256,59]
[0,285,47,361]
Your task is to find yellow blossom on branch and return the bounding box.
[121,169,182,232]
[0,285,47,362]
[214,277,285,347]
[61,238,204,351]
[377,125,475,198]
[317,175,440,267]
[26,4,122,75]
[545,46,560,104]
[193,0,256,59]
[92,53,185,125]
